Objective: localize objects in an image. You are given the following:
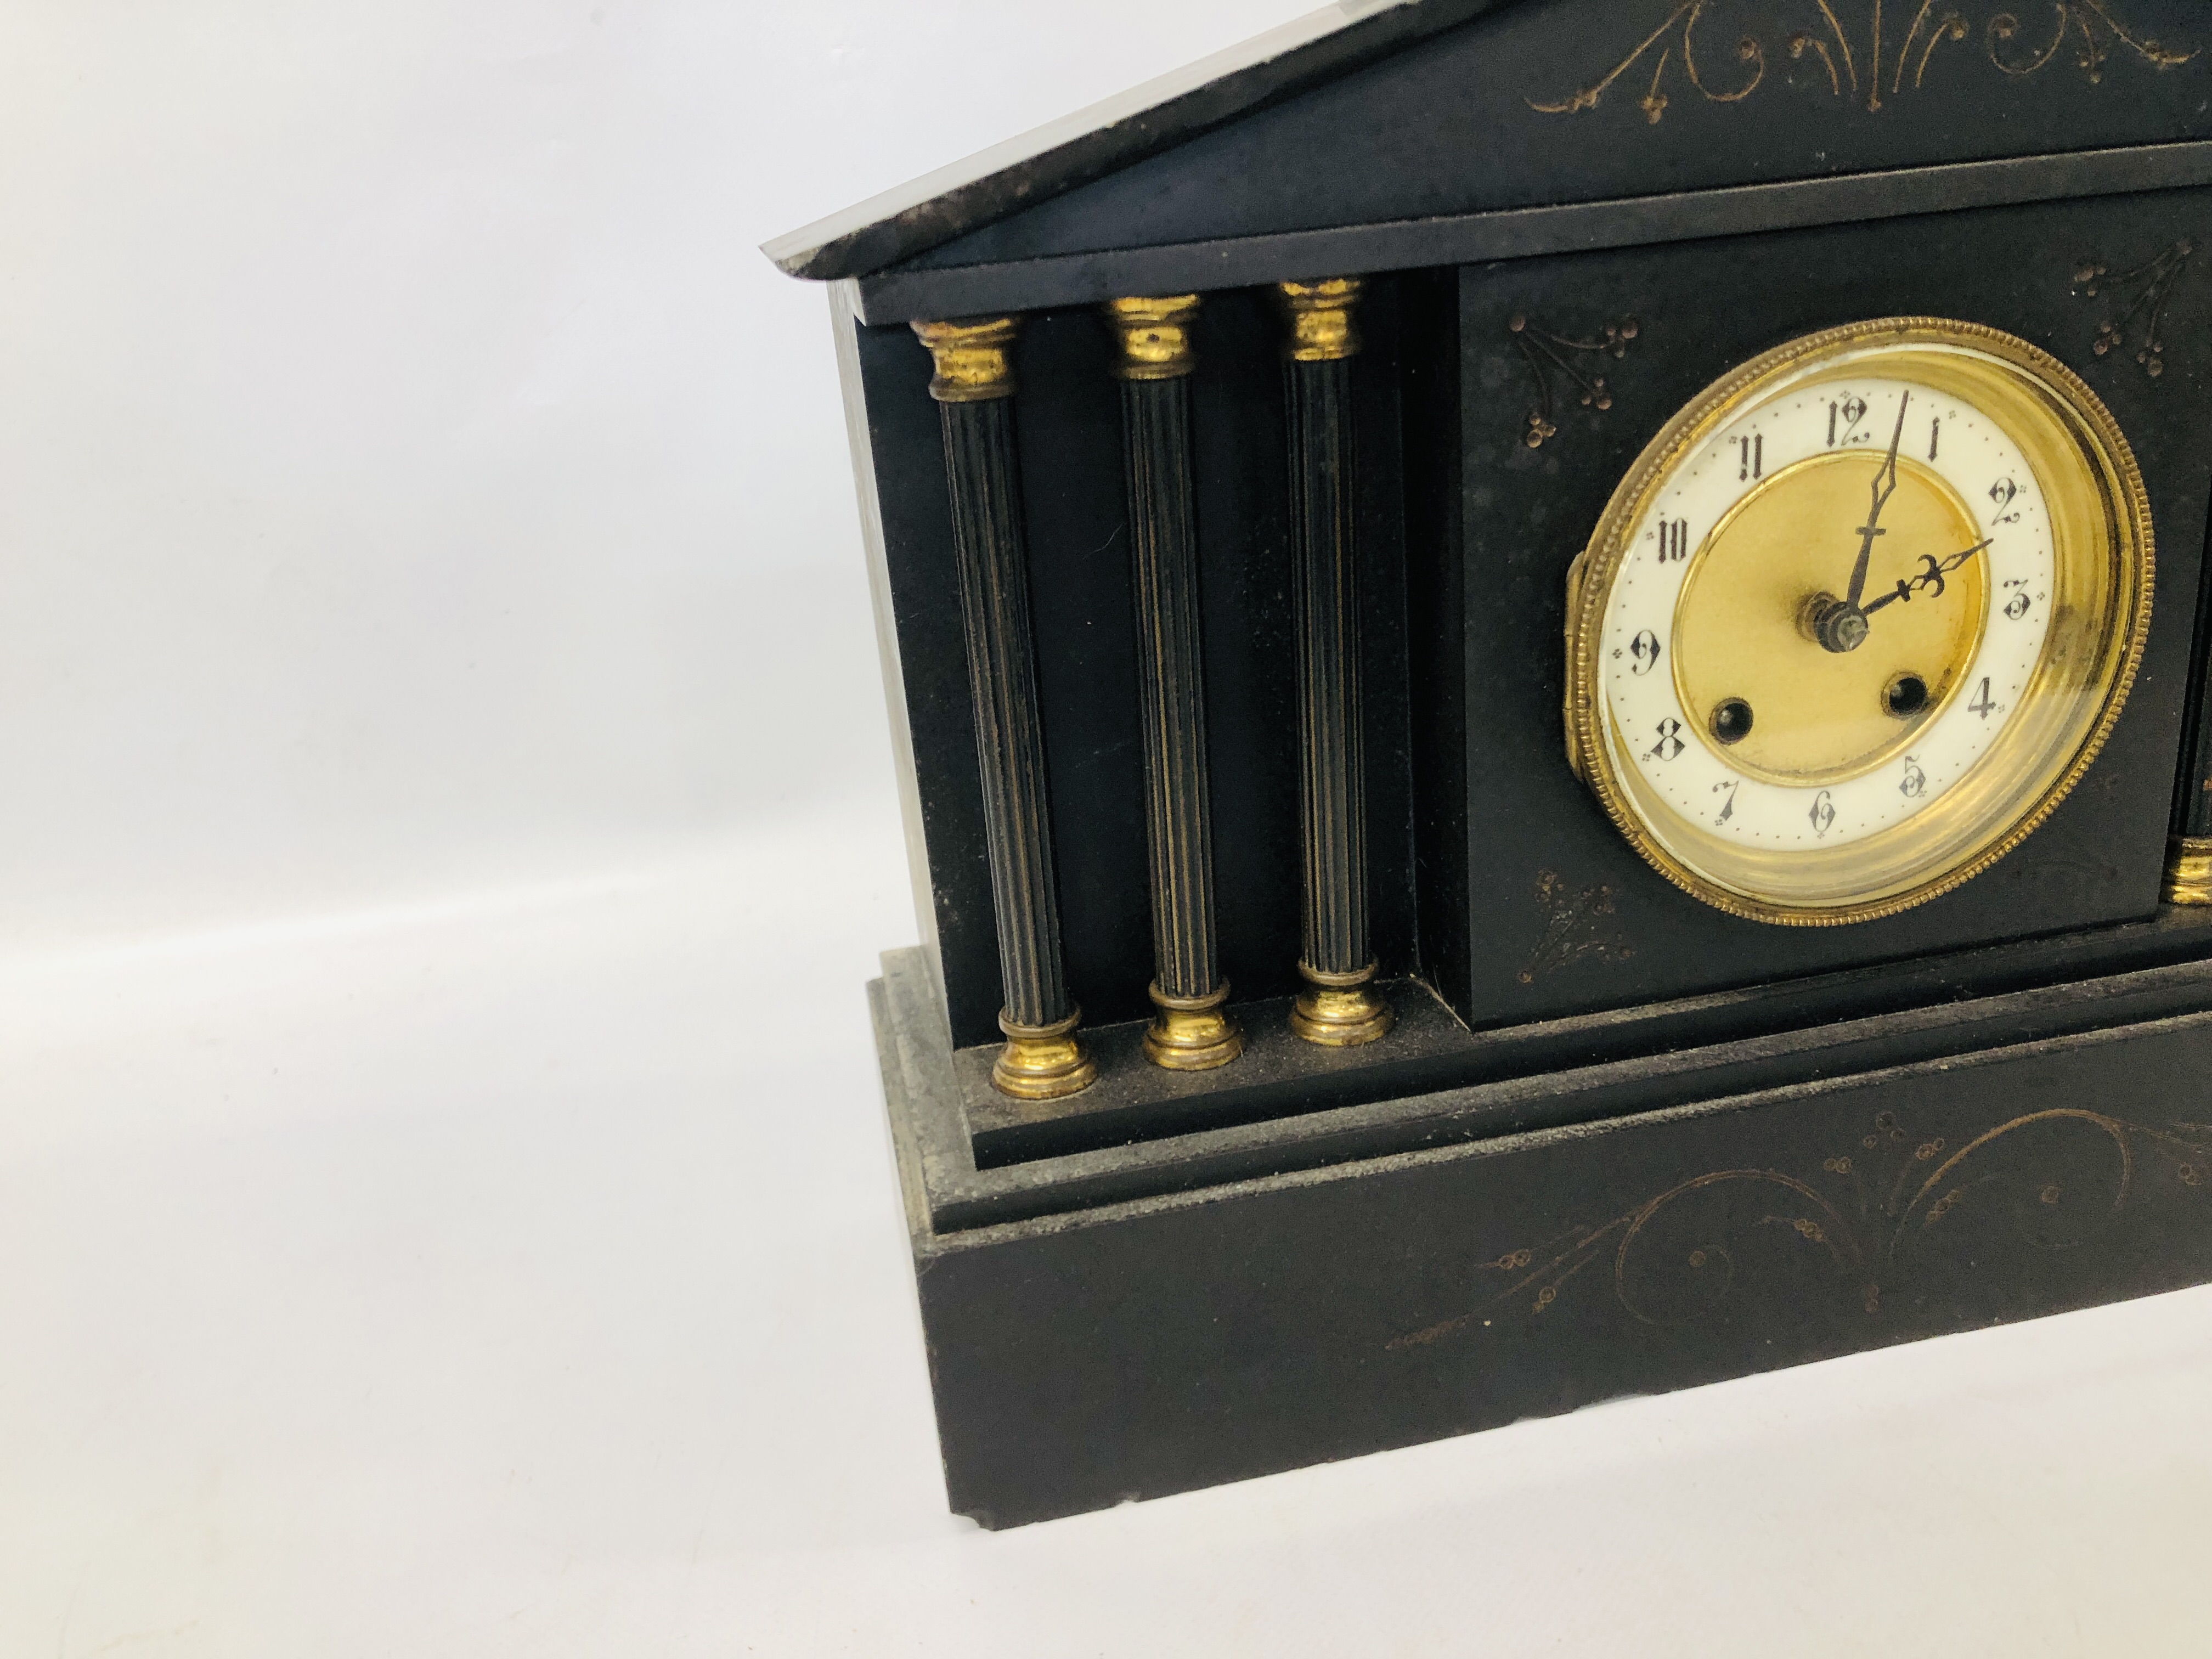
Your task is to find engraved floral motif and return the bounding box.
[1518,868,1637,982]
[2074,240,2193,378]
[1389,1105,2212,1348]
[1528,0,1767,122]
[1530,0,2198,124]
[1509,314,1639,449]
[1988,0,2195,79]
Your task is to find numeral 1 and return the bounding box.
[1928,417,1940,461]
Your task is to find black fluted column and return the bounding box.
[1104,296,1241,1070]
[912,316,1096,1098]
[1278,279,1392,1046]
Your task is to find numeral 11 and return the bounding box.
[1735,433,1763,481]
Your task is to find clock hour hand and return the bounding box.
[1844,390,1911,611]
[1859,538,1993,619]
[1810,391,1914,652]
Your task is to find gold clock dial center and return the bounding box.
[1672,450,1987,786]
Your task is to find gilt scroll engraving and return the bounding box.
[1531,0,2197,124]
[1390,1105,2212,1348]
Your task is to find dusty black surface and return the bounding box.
[826,0,2212,1528]
[877,946,2212,1528]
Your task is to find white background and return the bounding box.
[2,2,2207,1654]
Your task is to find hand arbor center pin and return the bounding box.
[1807,594,1874,652]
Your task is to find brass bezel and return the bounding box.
[1563,318,2153,927]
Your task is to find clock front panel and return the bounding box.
[1573,324,2151,925]
[1418,186,2212,1030]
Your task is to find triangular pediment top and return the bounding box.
[762,0,1506,282]
[770,0,2212,291]
[909,0,2212,275]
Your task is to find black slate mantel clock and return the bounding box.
[766,0,2212,1527]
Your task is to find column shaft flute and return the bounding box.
[912,315,1096,1098]
[1278,279,1392,1046]
[1105,295,1241,1069]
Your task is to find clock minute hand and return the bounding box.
[1860,538,1994,619]
[1844,390,1911,610]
